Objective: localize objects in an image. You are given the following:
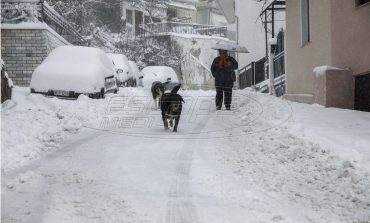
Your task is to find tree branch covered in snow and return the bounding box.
[114,36,182,70]
[46,0,123,35]
[129,0,167,22]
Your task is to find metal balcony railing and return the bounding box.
[138,22,227,38]
[41,2,87,45]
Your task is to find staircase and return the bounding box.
[181,53,214,90]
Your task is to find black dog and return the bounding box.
[160,85,184,132]
[151,81,165,109]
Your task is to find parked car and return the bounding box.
[141,66,179,90]
[107,53,137,87]
[108,53,131,87]
[30,46,118,99]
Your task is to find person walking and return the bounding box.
[211,49,238,110]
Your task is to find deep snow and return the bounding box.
[1,87,370,222]
[30,46,116,93]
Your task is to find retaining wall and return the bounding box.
[1,23,69,86]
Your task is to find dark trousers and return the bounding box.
[215,86,232,108]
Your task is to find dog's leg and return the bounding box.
[162,111,169,130]
[154,98,158,110]
[173,115,180,132]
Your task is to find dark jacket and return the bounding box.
[211,56,238,88]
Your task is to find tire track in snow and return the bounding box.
[1,130,104,223]
[164,113,212,223]
[3,130,103,180]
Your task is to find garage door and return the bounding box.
[355,73,370,112]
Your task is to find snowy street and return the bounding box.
[2,0,370,222]
[2,88,370,223]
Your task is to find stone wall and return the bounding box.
[1,24,69,86]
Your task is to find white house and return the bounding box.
[196,0,228,26]
[166,0,197,23]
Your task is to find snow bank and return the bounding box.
[313,65,343,77]
[129,61,141,82]
[214,89,370,222]
[289,102,370,170]
[30,46,115,93]
[1,87,109,172]
[141,66,179,89]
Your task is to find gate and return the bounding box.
[355,73,370,112]
[238,57,266,90]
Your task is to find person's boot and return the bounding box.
[216,106,221,110]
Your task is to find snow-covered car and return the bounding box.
[128,61,141,87]
[107,53,137,87]
[141,66,179,89]
[108,53,131,87]
[30,46,118,99]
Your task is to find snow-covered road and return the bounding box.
[2,88,370,223]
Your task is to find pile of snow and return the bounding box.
[129,61,141,83]
[141,66,179,89]
[288,103,370,170]
[213,89,370,222]
[1,87,109,172]
[313,65,344,77]
[30,46,115,93]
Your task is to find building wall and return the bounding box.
[1,27,69,86]
[331,0,370,76]
[285,0,332,102]
[196,8,211,25]
[174,8,197,22]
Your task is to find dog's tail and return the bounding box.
[171,84,181,94]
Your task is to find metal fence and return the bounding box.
[41,2,87,45]
[238,30,286,97]
[138,22,227,38]
[238,57,266,90]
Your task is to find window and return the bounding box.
[126,10,133,24]
[356,0,370,7]
[301,0,310,47]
